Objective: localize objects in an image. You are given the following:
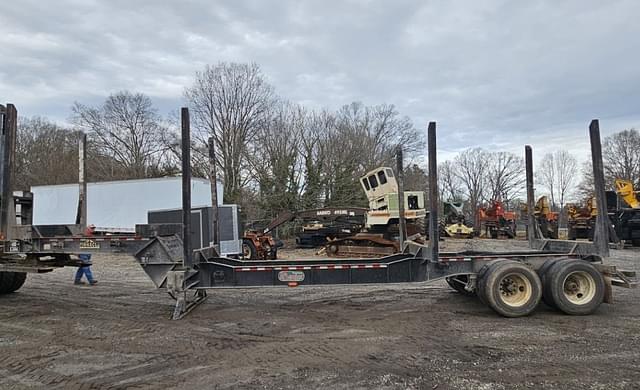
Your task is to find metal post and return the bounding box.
[427,122,439,261]
[525,145,536,247]
[395,146,406,249]
[208,137,219,248]
[589,120,610,257]
[0,104,16,240]
[181,108,193,267]
[76,132,87,229]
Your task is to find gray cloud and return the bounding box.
[1,0,639,163]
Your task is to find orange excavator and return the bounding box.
[478,200,516,239]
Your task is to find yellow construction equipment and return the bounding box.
[615,179,640,209]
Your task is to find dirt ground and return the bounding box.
[1,239,639,389]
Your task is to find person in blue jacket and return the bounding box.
[74,224,98,285]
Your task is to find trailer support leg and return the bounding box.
[171,289,207,320]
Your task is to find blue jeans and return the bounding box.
[75,254,95,283]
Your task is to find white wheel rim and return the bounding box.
[499,273,532,307]
[562,271,596,305]
[242,244,251,257]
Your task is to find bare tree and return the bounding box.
[555,150,578,210]
[184,62,276,203]
[299,109,332,209]
[538,152,556,206]
[485,151,525,208]
[538,150,577,210]
[438,160,463,201]
[603,128,640,187]
[15,117,78,189]
[247,101,305,219]
[321,102,423,206]
[71,91,169,179]
[455,148,489,227]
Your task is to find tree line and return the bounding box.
[16,62,640,226]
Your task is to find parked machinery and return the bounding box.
[478,200,516,239]
[243,207,368,259]
[534,196,559,239]
[294,208,367,248]
[609,179,640,246]
[442,200,474,238]
[567,197,597,240]
[324,166,427,257]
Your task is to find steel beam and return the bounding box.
[181,108,193,267]
[427,122,439,261]
[0,104,16,240]
[589,120,610,257]
[525,145,537,246]
[395,146,406,248]
[208,137,219,248]
[76,132,87,228]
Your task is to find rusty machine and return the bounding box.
[0,105,636,320]
[478,200,516,239]
[241,207,368,259]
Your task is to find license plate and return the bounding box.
[278,270,305,282]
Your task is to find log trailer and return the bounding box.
[0,104,636,319]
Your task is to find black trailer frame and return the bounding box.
[0,104,636,319]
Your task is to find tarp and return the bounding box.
[31,177,223,233]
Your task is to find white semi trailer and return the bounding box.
[31,177,223,233]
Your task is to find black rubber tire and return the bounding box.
[0,271,26,294]
[476,259,507,305]
[10,272,27,292]
[241,239,258,260]
[542,260,605,315]
[0,271,15,294]
[445,274,475,296]
[479,260,542,317]
[537,258,570,308]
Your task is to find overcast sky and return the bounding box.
[1,0,639,163]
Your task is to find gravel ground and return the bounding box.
[0,238,639,389]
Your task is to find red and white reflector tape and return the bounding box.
[438,257,473,263]
[236,263,388,272]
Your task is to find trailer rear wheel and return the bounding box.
[537,258,569,308]
[0,271,27,294]
[445,274,475,296]
[479,261,542,317]
[542,260,604,315]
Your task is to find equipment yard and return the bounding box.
[1,239,638,390]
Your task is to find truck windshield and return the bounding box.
[369,175,378,188]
